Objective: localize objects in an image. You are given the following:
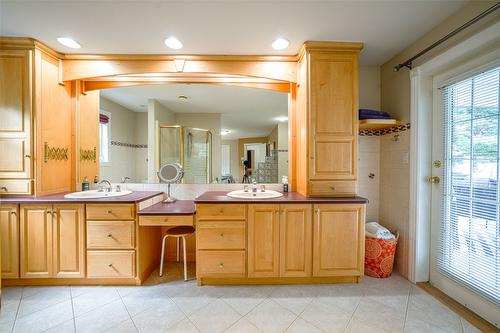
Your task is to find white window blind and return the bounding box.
[440,66,500,305]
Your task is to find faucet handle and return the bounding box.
[243,185,249,192]
[260,185,266,192]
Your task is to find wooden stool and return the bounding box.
[160,226,195,281]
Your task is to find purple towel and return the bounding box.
[359,109,390,117]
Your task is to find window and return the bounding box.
[440,66,500,305]
[99,111,111,165]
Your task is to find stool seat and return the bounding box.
[165,226,195,237]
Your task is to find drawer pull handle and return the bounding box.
[219,209,224,214]
[0,186,7,192]
[107,234,113,238]
[330,186,336,190]
[10,211,17,216]
[219,263,224,268]
[108,264,113,267]
[220,233,224,237]
[107,210,112,214]
[164,218,169,222]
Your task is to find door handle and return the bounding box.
[427,176,440,184]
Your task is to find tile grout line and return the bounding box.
[10,287,24,333]
[401,284,412,332]
[282,297,315,333]
[69,287,77,333]
[342,297,361,333]
[163,283,202,332]
[116,287,139,333]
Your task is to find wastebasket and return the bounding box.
[364,230,399,278]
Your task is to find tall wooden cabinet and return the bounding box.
[20,204,85,278]
[1,204,19,278]
[296,42,362,197]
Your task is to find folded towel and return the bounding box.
[359,109,390,117]
[365,222,395,240]
[359,114,392,120]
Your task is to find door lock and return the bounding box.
[427,176,440,184]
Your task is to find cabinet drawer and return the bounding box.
[197,221,246,250]
[197,250,246,277]
[87,221,135,249]
[0,179,32,195]
[309,180,356,196]
[87,250,135,278]
[197,204,246,220]
[139,215,193,227]
[86,204,135,220]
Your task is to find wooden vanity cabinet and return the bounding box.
[20,204,85,278]
[312,204,365,277]
[0,204,19,278]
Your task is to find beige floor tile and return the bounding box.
[162,318,200,333]
[13,299,73,333]
[170,287,219,316]
[42,319,75,333]
[121,284,174,317]
[460,318,482,333]
[345,319,391,333]
[103,319,138,333]
[225,317,262,333]
[0,299,19,333]
[189,299,241,333]
[299,298,353,333]
[1,287,23,301]
[270,285,316,315]
[246,299,297,333]
[18,287,71,318]
[219,286,270,316]
[285,317,323,333]
[74,299,130,333]
[351,298,406,332]
[404,316,453,333]
[72,287,121,317]
[131,299,186,332]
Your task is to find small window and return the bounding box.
[99,111,111,165]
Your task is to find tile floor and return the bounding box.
[0,263,482,333]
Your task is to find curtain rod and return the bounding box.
[393,2,500,72]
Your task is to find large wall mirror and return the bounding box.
[98,84,289,184]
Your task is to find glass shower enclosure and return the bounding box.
[158,125,212,183]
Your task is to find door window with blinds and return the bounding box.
[440,66,500,305]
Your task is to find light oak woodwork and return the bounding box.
[137,225,162,282]
[53,204,85,278]
[0,204,19,278]
[0,179,32,195]
[86,204,135,220]
[197,221,246,250]
[87,250,135,278]
[279,204,312,277]
[197,204,246,220]
[20,205,53,278]
[312,204,365,277]
[197,250,246,278]
[0,49,32,182]
[247,204,280,278]
[138,215,193,226]
[87,220,135,249]
[199,275,359,286]
[309,180,357,197]
[77,89,100,185]
[2,277,139,286]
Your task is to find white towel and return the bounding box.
[365,222,395,240]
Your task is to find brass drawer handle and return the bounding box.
[219,209,224,214]
[10,211,17,217]
[330,186,336,191]
[107,234,113,238]
[220,233,224,237]
[0,186,7,192]
[106,210,113,214]
[108,263,113,267]
[164,218,169,222]
[219,263,224,268]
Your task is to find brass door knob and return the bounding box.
[427,176,440,184]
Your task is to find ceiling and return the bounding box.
[100,84,288,140]
[0,1,467,65]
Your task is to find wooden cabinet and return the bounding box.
[279,204,312,277]
[312,204,365,277]
[247,204,280,278]
[77,89,100,185]
[295,42,362,197]
[1,204,19,278]
[0,49,32,194]
[20,204,85,278]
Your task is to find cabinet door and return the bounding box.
[1,204,19,278]
[313,204,365,277]
[279,204,312,277]
[248,204,280,277]
[78,90,100,185]
[0,50,32,181]
[309,52,358,180]
[20,205,53,278]
[53,204,85,278]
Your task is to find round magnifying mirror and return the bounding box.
[158,163,184,203]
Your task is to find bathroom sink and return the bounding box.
[226,189,283,199]
[64,190,132,199]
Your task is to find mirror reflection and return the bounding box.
[98,84,289,184]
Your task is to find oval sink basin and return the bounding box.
[64,190,132,199]
[226,189,283,199]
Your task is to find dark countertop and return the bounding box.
[0,191,163,204]
[195,191,368,204]
[137,200,196,216]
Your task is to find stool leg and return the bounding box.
[160,235,169,277]
[182,236,188,281]
[176,237,180,262]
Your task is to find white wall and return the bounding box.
[221,139,240,182]
[277,121,288,182]
[134,112,148,182]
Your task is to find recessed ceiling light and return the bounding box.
[164,37,183,50]
[221,129,231,136]
[275,116,288,122]
[178,95,188,100]
[57,37,81,49]
[272,38,289,50]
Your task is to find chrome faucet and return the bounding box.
[98,180,112,192]
[252,180,258,193]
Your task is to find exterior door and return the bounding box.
[20,204,53,278]
[279,204,312,277]
[313,204,364,277]
[430,65,500,325]
[53,204,85,278]
[0,204,19,278]
[248,204,280,277]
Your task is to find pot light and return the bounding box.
[164,37,183,50]
[272,38,289,50]
[221,129,231,136]
[57,37,81,49]
[275,116,288,122]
